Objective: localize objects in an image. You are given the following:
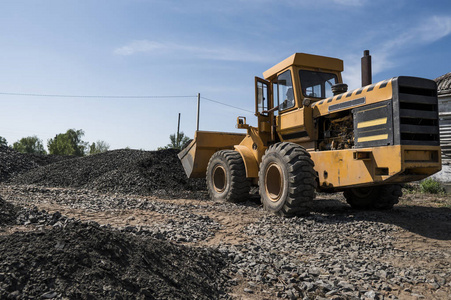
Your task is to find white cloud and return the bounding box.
[114,40,269,63]
[332,0,366,6]
[382,15,451,52]
[343,15,451,88]
[341,56,362,90]
[114,40,166,55]
[416,15,451,42]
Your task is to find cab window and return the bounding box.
[299,70,337,99]
[256,80,269,115]
[277,70,294,110]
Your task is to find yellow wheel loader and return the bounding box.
[178,51,441,216]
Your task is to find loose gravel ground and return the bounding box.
[0,147,450,299]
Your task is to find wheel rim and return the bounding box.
[265,163,283,202]
[212,165,227,193]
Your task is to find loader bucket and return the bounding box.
[178,131,246,178]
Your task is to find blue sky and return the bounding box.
[1,0,450,151]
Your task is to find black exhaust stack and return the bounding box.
[361,50,372,87]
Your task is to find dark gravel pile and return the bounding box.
[27,152,74,167]
[0,146,72,182]
[0,196,18,225]
[9,149,206,198]
[0,220,228,299]
[0,146,38,182]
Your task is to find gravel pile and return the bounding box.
[0,146,72,182]
[9,149,206,198]
[0,196,18,225]
[0,217,228,299]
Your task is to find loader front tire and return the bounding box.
[343,184,402,210]
[259,142,316,217]
[206,150,250,202]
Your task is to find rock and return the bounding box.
[285,289,297,300]
[364,290,376,299]
[41,291,58,299]
[326,290,339,296]
[338,281,355,291]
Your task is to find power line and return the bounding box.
[200,96,254,113]
[0,91,254,113]
[0,92,196,99]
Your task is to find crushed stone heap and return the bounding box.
[9,148,206,198]
[0,221,227,299]
[0,196,18,225]
[0,145,72,182]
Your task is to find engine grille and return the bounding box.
[393,77,440,146]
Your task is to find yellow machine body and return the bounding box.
[311,145,441,189]
[179,53,441,191]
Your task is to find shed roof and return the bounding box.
[435,72,451,95]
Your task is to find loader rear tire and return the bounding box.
[206,150,250,203]
[259,142,316,217]
[343,184,402,210]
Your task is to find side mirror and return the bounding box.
[237,116,249,129]
[331,83,348,96]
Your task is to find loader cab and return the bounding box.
[255,53,343,145]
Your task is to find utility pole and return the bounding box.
[196,93,200,131]
[177,113,181,148]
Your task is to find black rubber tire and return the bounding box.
[259,142,316,217]
[206,150,250,202]
[343,184,402,210]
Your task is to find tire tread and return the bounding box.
[344,184,402,210]
[207,150,250,203]
[259,142,316,217]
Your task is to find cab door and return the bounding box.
[275,69,310,143]
[255,77,273,143]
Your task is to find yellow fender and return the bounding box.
[234,145,259,178]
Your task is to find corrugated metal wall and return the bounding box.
[439,95,451,163]
[430,95,451,183]
[432,74,451,182]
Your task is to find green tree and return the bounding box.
[159,132,191,150]
[48,129,88,156]
[0,136,7,147]
[13,136,46,155]
[89,140,110,155]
